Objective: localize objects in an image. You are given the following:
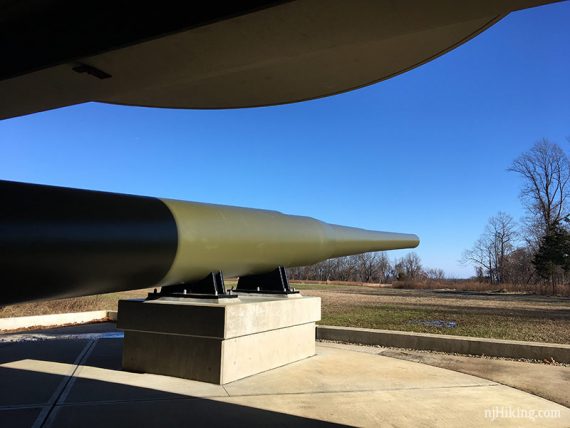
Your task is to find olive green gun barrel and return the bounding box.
[0,180,419,305]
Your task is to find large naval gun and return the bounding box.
[0,180,418,305]
[0,0,557,304]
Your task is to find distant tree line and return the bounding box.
[287,139,570,294]
[462,139,570,292]
[287,251,444,284]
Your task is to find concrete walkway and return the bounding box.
[0,323,568,427]
[380,347,570,408]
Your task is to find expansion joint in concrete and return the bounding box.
[34,339,98,428]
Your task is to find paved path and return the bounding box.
[381,347,570,407]
[0,323,568,427]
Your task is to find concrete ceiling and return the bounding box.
[0,0,559,120]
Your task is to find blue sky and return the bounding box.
[1,2,569,277]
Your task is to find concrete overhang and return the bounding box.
[0,0,560,119]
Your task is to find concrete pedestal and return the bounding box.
[117,295,321,384]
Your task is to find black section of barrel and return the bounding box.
[0,180,178,305]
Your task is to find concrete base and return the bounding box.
[117,295,320,384]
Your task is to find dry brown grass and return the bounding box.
[0,289,151,319]
[3,282,569,344]
[290,279,388,287]
[392,279,570,297]
[299,284,570,344]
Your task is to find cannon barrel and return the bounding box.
[0,180,419,304]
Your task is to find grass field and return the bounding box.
[2,283,569,344]
[295,283,570,344]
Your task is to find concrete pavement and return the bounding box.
[0,323,568,427]
[380,347,570,408]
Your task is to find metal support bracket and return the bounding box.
[235,266,298,294]
[147,271,238,299]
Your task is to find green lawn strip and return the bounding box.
[319,304,570,344]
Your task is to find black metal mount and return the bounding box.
[147,271,238,300]
[236,266,298,294]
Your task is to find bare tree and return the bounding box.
[508,139,570,239]
[462,236,494,282]
[395,252,423,280]
[355,253,378,282]
[503,247,534,284]
[488,212,518,283]
[374,252,392,283]
[288,251,395,283]
[462,212,517,283]
[425,268,445,281]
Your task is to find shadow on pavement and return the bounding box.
[0,336,346,427]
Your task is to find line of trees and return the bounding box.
[462,139,570,291]
[287,138,569,294]
[287,251,444,283]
